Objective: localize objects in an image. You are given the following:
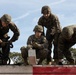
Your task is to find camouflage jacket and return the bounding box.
[58,25,76,50]
[27,34,48,49]
[0,20,20,42]
[38,13,62,35]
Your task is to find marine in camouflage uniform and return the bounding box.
[58,25,76,65]
[20,25,48,65]
[0,14,20,64]
[38,5,62,64]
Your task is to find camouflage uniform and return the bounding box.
[21,25,48,65]
[0,14,20,63]
[38,5,62,63]
[0,21,20,42]
[58,25,76,64]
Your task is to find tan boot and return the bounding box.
[46,61,52,65]
[48,62,52,65]
[53,59,59,65]
[3,60,7,65]
[67,59,75,65]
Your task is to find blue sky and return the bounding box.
[0,0,76,52]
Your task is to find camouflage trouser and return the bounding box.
[0,44,10,61]
[21,47,48,63]
[53,33,60,60]
[58,41,75,64]
[1,37,11,61]
[46,31,60,62]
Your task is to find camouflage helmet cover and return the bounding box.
[62,27,73,39]
[41,5,51,14]
[33,25,43,32]
[1,14,11,23]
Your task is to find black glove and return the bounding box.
[8,40,13,48]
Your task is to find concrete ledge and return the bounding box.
[0,65,76,75]
[0,65,32,75]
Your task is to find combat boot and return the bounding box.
[68,60,75,65]
[37,59,43,65]
[47,60,52,65]
[23,59,29,65]
[52,59,63,65]
[52,59,59,65]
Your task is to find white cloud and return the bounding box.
[0,0,29,5]
[12,0,66,21]
[50,0,66,5]
[12,13,29,21]
[12,9,40,21]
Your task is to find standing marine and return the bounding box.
[38,5,62,64]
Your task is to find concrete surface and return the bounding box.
[0,65,76,75]
[0,65,33,75]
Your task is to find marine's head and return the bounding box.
[33,25,43,33]
[41,5,51,14]
[62,27,73,40]
[1,14,11,27]
[41,5,51,18]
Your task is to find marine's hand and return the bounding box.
[27,45,32,49]
[32,42,42,49]
[0,39,2,43]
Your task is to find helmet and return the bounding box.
[41,5,51,14]
[62,27,73,39]
[33,25,43,32]
[1,14,11,24]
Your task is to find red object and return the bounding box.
[33,65,76,75]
